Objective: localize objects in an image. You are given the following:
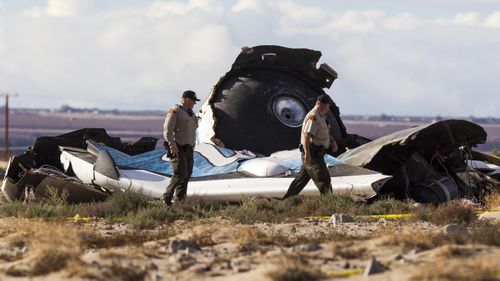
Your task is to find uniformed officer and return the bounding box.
[162,90,200,206]
[283,94,338,198]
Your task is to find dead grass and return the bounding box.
[267,257,324,281]
[220,195,415,224]
[413,201,477,225]
[485,191,500,209]
[333,242,367,259]
[380,227,450,251]
[492,149,500,157]
[469,223,500,246]
[2,220,83,276]
[410,257,499,281]
[433,245,481,258]
[80,228,174,249]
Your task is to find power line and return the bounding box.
[1,93,19,161]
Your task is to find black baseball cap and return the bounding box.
[317,94,333,105]
[182,90,200,101]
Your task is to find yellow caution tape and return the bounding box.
[364,213,413,219]
[65,217,94,222]
[477,209,500,214]
[305,209,500,220]
[326,268,364,277]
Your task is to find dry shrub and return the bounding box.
[333,243,367,259]
[234,226,288,252]
[70,259,148,281]
[410,257,499,281]
[381,227,449,251]
[484,191,500,209]
[191,225,217,247]
[267,258,323,281]
[469,223,500,246]
[433,245,481,258]
[4,221,83,276]
[100,261,148,281]
[414,202,477,225]
[80,229,173,249]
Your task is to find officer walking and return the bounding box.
[162,90,200,206]
[283,94,338,198]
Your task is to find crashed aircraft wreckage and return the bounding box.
[2,129,390,203]
[339,119,499,203]
[2,45,499,204]
[197,45,369,156]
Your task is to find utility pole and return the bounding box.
[1,93,18,161]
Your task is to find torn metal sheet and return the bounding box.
[2,163,109,203]
[197,45,369,156]
[339,119,492,203]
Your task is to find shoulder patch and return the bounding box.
[308,115,316,121]
[168,108,177,116]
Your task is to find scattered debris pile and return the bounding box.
[339,119,500,203]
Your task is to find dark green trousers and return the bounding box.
[283,152,332,198]
[163,145,194,204]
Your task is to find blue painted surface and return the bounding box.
[94,144,343,178]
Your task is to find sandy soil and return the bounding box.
[0,213,498,281]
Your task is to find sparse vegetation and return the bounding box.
[492,149,500,157]
[267,258,324,281]
[414,201,477,225]
[410,257,499,281]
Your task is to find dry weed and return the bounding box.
[333,243,367,259]
[380,227,449,251]
[433,245,481,258]
[414,202,477,225]
[469,223,500,246]
[485,191,500,209]
[267,257,323,281]
[410,257,499,281]
[3,220,83,276]
[80,228,173,249]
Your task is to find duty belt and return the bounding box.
[176,143,193,151]
[299,143,326,156]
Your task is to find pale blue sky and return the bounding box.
[1,0,499,116]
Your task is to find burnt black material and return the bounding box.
[209,45,368,156]
[32,128,157,170]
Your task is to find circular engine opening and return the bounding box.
[272,97,306,127]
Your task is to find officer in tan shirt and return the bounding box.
[162,90,200,206]
[283,94,338,198]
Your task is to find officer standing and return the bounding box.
[283,94,338,198]
[162,90,200,206]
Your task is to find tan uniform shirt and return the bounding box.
[301,107,331,148]
[163,104,198,151]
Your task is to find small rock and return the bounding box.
[478,211,500,224]
[292,242,321,252]
[329,214,354,226]
[231,257,250,273]
[412,203,423,209]
[91,260,103,270]
[407,248,422,255]
[440,224,469,237]
[169,239,200,253]
[343,261,350,269]
[364,257,385,276]
[391,254,404,261]
[189,264,209,273]
[148,262,158,270]
[168,253,196,272]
